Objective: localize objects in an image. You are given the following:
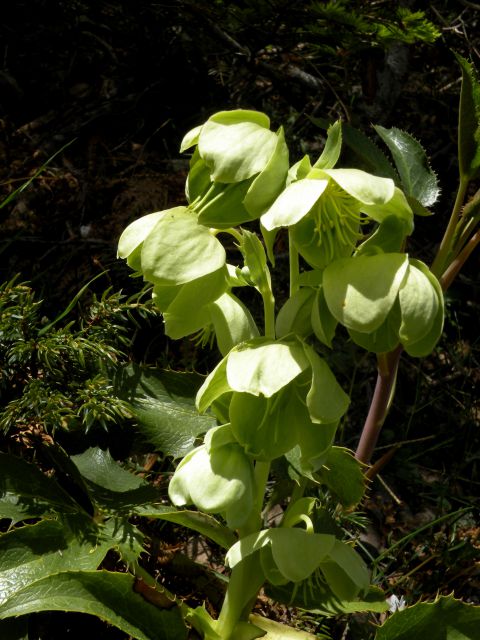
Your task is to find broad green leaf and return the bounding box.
[0,570,187,640]
[261,179,328,230]
[374,125,440,207]
[398,263,439,344]
[114,365,215,459]
[72,447,145,492]
[276,288,315,338]
[0,520,111,605]
[199,111,277,183]
[210,292,260,356]
[303,345,350,423]
[133,505,236,549]
[141,208,225,285]
[244,126,290,217]
[317,447,366,507]
[0,453,79,522]
[226,339,310,397]
[266,581,388,616]
[313,120,342,170]
[455,54,480,181]
[323,253,409,333]
[250,613,321,639]
[375,594,480,640]
[117,210,168,269]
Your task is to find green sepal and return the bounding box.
[311,287,337,348]
[319,540,370,600]
[185,148,212,204]
[355,215,410,256]
[316,447,366,507]
[276,288,315,338]
[209,292,260,356]
[240,229,272,294]
[312,120,342,170]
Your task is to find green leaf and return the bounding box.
[180,124,202,153]
[141,208,226,285]
[454,53,480,181]
[317,447,366,507]
[323,253,409,333]
[375,595,480,640]
[0,570,187,640]
[115,365,215,459]
[311,287,337,348]
[0,520,111,605]
[319,540,370,600]
[197,179,253,228]
[117,210,167,268]
[196,357,231,414]
[0,453,79,523]
[72,447,146,492]
[348,301,401,354]
[374,125,440,207]
[134,505,236,549]
[249,613,321,639]
[266,581,388,616]
[240,229,272,294]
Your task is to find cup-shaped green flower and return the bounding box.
[168,425,255,529]
[261,167,413,269]
[323,254,444,356]
[196,336,349,462]
[181,110,289,227]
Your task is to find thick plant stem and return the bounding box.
[262,290,276,339]
[355,346,402,465]
[440,228,480,291]
[215,554,265,640]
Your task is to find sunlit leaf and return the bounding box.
[313,120,342,170]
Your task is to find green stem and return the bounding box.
[288,228,300,297]
[431,177,469,278]
[440,228,480,291]
[193,183,217,213]
[262,289,276,339]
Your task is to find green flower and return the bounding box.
[181,110,289,227]
[168,425,255,529]
[261,167,413,269]
[323,254,444,356]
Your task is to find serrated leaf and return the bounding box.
[0,571,187,640]
[455,53,480,181]
[375,595,480,640]
[310,118,398,181]
[0,520,111,605]
[317,447,366,507]
[374,125,440,207]
[114,364,216,459]
[0,453,79,523]
[72,447,145,492]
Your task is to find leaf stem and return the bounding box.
[431,176,469,277]
[355,346,402,464]
[262,289,276,339]
[440,228,480,291]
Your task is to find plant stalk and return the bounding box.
[440,228,480,291]
[355,346,402,464]
[288,228,300,297]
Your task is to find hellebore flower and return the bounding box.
[261,167,413,269]
[168,425,255,529]
[181,110,289,227]
[196,336,349,463]
[323,253,444,357]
